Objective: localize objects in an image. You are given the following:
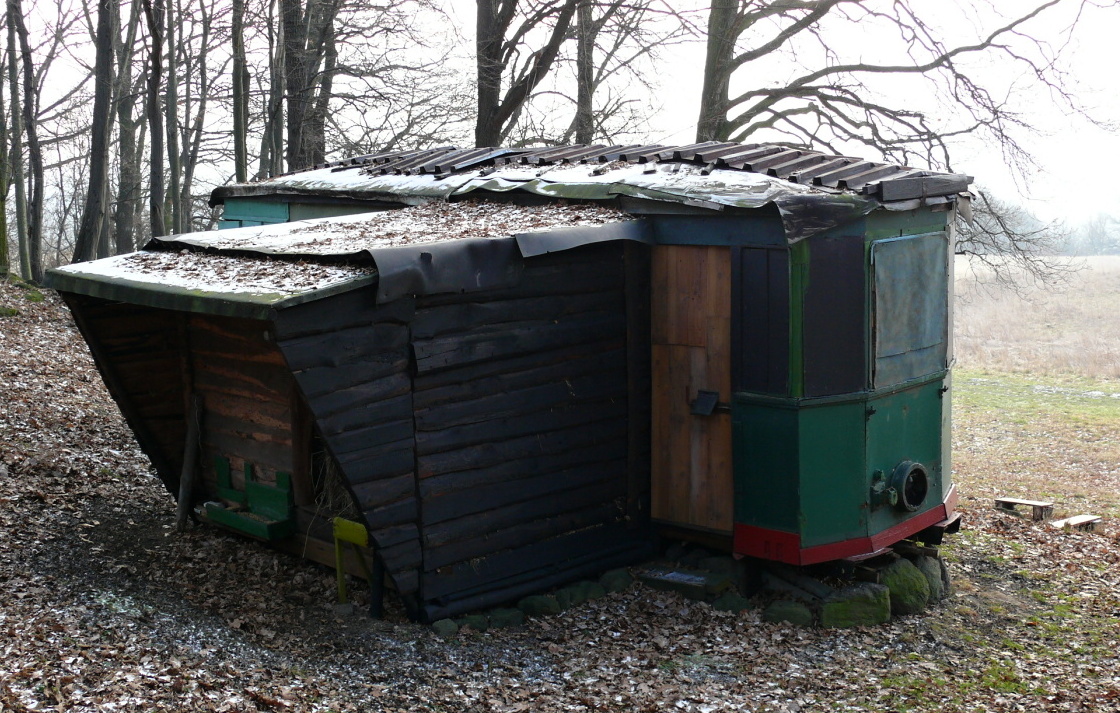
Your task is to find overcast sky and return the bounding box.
[628,2,1120,225]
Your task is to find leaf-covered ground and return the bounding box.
[2,278,1120,712]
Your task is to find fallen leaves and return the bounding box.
[4,278,1120,711]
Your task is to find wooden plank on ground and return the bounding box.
[995,497,1054,521]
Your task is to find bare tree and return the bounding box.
[955,188,1075,291]
[565,0,687,144]
[5,8,28,279]
[1071,213,1120,256]
[73,0,116,263]
[475,0,578,147]
[8,0,43,282]
[695,1,1106,172]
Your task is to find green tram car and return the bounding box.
[49,143,965,619]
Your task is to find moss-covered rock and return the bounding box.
[431,619,459,637]
[456,614,489,632]
[583,581,607,601]
[881,557,930,615]
[489,608,525,629]
[913,556,945,603]
[761,600,813,627]
[712,592,752,613]
[555,584,585,610]
[939,558,952,597]
[821,583,891,628]
[599,568,633,593]
[518,594,561,617]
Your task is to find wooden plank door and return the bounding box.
[651,245,733,533]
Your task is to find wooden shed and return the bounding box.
[49,142,969,620]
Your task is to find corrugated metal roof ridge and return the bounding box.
[237,142,969,201]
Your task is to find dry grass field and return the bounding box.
[955,255,1120,379]
[952,256,1120,519]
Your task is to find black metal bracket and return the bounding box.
[690,390,731,416]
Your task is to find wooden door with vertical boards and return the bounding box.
[651,245,734,533]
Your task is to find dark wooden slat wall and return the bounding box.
[188,314,298,493]
[62,295,189,493]
[65,242,655,621]
[274,297,423,597]
[411,244,654,620]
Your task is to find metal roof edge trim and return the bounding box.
[514,219,652,257]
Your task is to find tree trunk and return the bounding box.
[280,0,314,170]
[10,0,42,281]
[179,0,212,232]
[474,0,505,147]
[5,10,28,280]
[73,0,116,264]
[164,0,181,234]
[306,23,335,166]
[114,1,142,255]
[696,0,736,142]
[257,0,284,178]
[231,0,248,183]
[0,57,9,277]
[574,0,594,144]
[281,0,338,171]
[142,0,166,238]
[475,0,577,147]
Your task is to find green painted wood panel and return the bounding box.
[290,203,391,221]
[797,401,868,547]
[732,398,799,532]
[221,198,289,225]
[865,377,947,536]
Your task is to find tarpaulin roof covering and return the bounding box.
[211,142,971,240]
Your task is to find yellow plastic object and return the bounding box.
[333,517,372,604]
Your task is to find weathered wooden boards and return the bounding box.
[190,314,297,497]
[411,245,652,620]
[275,295,422,597]
[67,243,656,621]
[62,295,188,491]
[651,245,734,533]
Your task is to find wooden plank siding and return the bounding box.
[62,295,189,491]
[651,245,734,533]
[64,241,655,621]
[187,314,300,496]
[274,296,423,598]
[410,245,654,620]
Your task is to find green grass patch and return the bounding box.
[954,368,1120,426]
[0,306,18,317]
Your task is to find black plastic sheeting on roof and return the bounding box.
[140,220,654,305]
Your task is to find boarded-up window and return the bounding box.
[871,233,948,387]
